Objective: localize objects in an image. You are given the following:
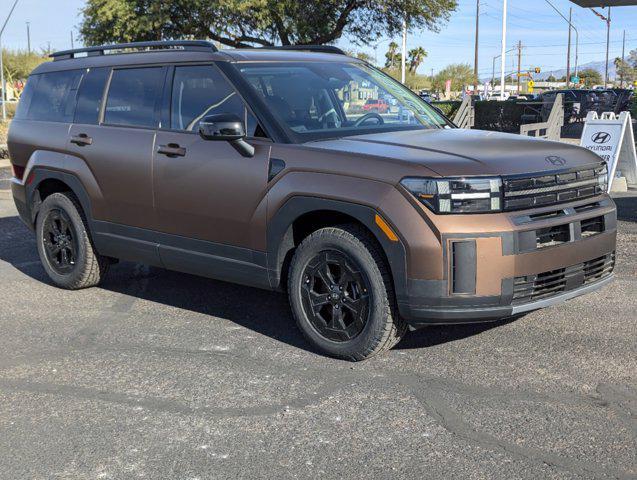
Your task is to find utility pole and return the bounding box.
[620,30,626,87]
[473,0,479,94]
[515,42,520,94]
[605,7,611,86]
[499,0,508,99]
[566,8,572,87]
[26,22,31,54]
[401,16,407,84]
[70,31,74,49]
[1,0,20,122]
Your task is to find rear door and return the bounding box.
[68,66,166,230]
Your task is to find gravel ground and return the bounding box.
[0,180,635,480]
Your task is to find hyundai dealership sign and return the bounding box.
[581,112,637,191]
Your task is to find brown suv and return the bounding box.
[8,41,616,360]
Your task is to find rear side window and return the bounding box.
[170,65,258,135]
[14,75,38,120]
[23,70,83,122]
[104,67,163,128]
[74,67,109,125]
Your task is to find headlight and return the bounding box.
[401,177,503,214]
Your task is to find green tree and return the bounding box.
[615,57,635,86]
[431,63,476,92]
[408,46,427,73]
[1,49,49,81]
[355,51,374,64]
[577,68,602,87]
[80,0,458,48]
[546,74,557,82]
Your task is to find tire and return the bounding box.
[35,192,109,289]
[288,224,406,361]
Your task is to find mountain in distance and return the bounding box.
[534,60,616,81]
[481,59,617,83]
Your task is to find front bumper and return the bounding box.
[396,195,617,326]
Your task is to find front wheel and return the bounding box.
[288,224,406,361]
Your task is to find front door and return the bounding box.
[153,64,270,253]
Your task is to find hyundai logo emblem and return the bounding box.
[545,155,566,166]
[592,132,611,144]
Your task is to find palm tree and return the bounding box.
[408,47,427,73]
[385,41,399,68]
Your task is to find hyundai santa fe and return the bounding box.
[8,41,616,360]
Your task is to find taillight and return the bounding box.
[11,164,25,181]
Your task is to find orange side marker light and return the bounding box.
[375,214,399,242]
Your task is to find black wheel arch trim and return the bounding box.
[25,168,96,234]
[266,196,408,304]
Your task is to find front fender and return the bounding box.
[264,172,409,303]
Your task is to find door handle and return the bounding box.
[157,143,186,157]
[70,133,93,146]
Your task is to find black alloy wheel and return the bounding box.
[41,208,78,275]
[300,250,370,342]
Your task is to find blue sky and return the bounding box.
[1,0,635,77]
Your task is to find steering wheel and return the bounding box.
[354,112,385,127]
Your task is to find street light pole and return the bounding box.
[566,8,572,87]
[491,47,516,97]
[590,6,611,86]
[473,0,480,94]
[499,0,508,99]
[545,0,579,86]
[0,0,21,122]
[401,16,407,84]
[26,22,31,54]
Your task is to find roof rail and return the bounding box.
[263,45,347,55]
[50,40,217,61]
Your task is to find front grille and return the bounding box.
[503,163,607,211]
[535,224,570,249]
[581,216,604,238]
[584,253,615,284]
[513,252,615,304]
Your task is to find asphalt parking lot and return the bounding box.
[0,176,635,479]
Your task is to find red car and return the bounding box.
[362,98,389,113]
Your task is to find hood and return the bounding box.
[308,128,602,177]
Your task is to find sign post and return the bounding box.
[580,111,637,191]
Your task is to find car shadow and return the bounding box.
[0,214,525,356]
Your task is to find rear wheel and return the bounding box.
[288,224,406,361]
[36,192,109,289]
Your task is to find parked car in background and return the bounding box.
[487,92,510,101]
[362,98,389,113]
[418,92,433,103]
[8,41,617,361]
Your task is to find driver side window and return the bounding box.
[170,65,259,135]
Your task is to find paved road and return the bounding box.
[0,181,635,479]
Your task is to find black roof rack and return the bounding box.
[262,45,346,55]
[50,40,217,61]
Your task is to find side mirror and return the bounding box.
[199,113,254,157]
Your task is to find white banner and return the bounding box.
[581,111,637,191]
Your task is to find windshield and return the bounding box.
[237,61,448,142]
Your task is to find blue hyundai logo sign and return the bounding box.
[592,132,611,144]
